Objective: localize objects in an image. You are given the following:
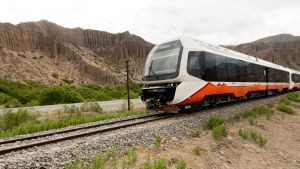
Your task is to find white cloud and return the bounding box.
[0,0,299,45]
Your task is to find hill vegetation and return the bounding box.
[0,78,141,108]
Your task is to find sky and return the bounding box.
[0,0,300,45]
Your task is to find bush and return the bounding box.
[0,92,11,105]
[276,105,296,115]
[243,106,273,119]
[192,146,202,156]
[212,124,228,139]
[4,99,21,108]
[39,86,83,105]
[238,128,267,147]
[287,92,300,102]
[279,97,291,105]
[1,109,37,130]
[191,129,201,138]
[205,115,224,130]
[95,92,113,101]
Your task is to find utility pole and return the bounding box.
[125,59,130,111]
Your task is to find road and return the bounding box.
[0,99,144,114]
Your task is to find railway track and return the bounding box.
[0,113,175,156]
[0,93,289,156]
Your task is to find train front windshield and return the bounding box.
[143,40,183,81]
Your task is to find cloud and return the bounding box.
[0,0,299,45]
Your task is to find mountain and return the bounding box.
[0,20,153,85]
[254,34,300,43]
[225,34,300,71]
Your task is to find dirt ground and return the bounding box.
[125,102,300,169]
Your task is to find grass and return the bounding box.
[205,115,224,130]
[242,105,273,119]
[191,129,201,138]
[80,102,103,113]
[279,97,291,105]
[176,159,186,169]
[155,134,162,148]
[192,146,202,156]
[127,147,137,165]
[0,77,142,107]
[144,158,168,169]
[212,124,228,139]
[238,128,268,147]
[0,110,144,138]
[287,92,300,102]
[276,105,296,115]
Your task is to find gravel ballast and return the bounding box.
[0,95,284,168]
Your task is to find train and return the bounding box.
[141,36,300,113]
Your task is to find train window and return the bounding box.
[253,64,266,82]
[237,60,247,82]
[203,52,217,81]
[267,68,289,83]
[226,57,237,82]
[187,52,205,78]
[292,74,300,82]
[215,55,227,81]
[245,63,254,82]
[294,74,300,82]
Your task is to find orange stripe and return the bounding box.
[178,83,289,105]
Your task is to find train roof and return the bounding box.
[162,36,297,72]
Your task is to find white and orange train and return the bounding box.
[141,36,300,112]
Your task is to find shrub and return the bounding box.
[95,92,113,101]
[279,97,291,105]
[242,106,273,119]
[39,86,83,105]
[0,92,11,105]
[191,129,201,138]
[192,146,202,156]
[212,125,228,139]
[4,99,21,108]
[276,105,295,115]
[155,134,162,148]
[176,159,186,169]
[287,92,300,102]
[238,128,267,147]
[1,109,37,130]
[80,102,103,113]
[205,115,224,130]
[0,110,144,138]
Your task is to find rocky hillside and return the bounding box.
[225,34,300,71]
[0,20,153,85]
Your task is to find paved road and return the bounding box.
[0,99,144,114]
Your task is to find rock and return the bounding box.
[0,20,153,85]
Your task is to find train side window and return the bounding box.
[226,57,237,82]
[187,51,205,78]
[237,60,247,82]
[245,63,254,82]
[203,52,216,81]
[215,55,227,81]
